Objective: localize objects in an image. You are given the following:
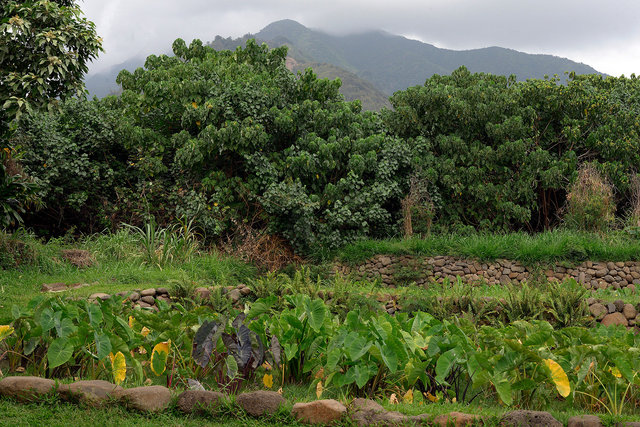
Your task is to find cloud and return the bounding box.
[79,0,640,76]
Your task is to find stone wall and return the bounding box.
[337,254,640,290]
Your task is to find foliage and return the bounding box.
[385,68,640,232]
[0,0,102,136]
[564,163,616,231]
[0,149,40,228]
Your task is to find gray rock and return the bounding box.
[607,303,617,314]
[140,288,156,297]
[141,296,155,304]
[502,410,561,427]
[227,288,242,303]
[292,399,346,424]
[0,376,56,402]
[194,287,211,300]
[176,390,224,414]
[614,299,625,312]
[433,411,483,426]
[156,287,169,295]
[236,390,285,416]
[116,385,171,412]
[128,291,140,302]
[567,415,603,427]
[58,380,123,406]
[41,283,67,292]
[89,292,111,301]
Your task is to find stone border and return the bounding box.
[3,376,627,426]
[336,255,640,290]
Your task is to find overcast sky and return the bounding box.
[79,0,640,77]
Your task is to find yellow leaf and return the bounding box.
[141,326,150,337]
[192,101,197,109]
[316,381,323,399]
[389,393,399,405]
[263,373,273,389]
[128,316,135,329]
[0,325,14,342]
[277,387,283,395]
[315,367,324,379]
[544,359,571,398]
[262,361,272,370]
[425,392,438,403]
[151,340,171,376]
[196,121,201,126]
[403,389,413,404]
[109,351,126,385]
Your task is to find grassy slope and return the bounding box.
[337,230,640,265]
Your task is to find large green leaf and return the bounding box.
[306,298,326,332]
[55,317,77,339]
[39,308,55,333]
[87,303,103,328]
[47,337,74,369]
[493,378,513,405]
[345,333,371,362]
[435,348,457,383]
[94,332,112,360]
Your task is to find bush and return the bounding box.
[564,163,616,231]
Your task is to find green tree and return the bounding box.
[0,0,103,135]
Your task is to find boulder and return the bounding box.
[89,293,111,301]
[623,304,637,320]
[194,287,211,300]
[0,376,56,402]
[176,390,224,414]
[236,390,285,416]
[140,288,156,297]
[433,412,483,427]
[350,398,386,426]
[601,312,629,327]
[589,303,607,320]
[116,385,171,412]
[292,399,347,424]
[567,415,604,427]
[227,289,242,304]
[502,410,561,427]
[58,380,123,406]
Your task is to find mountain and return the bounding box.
[252,20,602,95]
[85,19,603,110]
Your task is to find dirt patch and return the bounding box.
[61,249,96,268]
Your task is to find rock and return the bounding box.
[41,283,68,292]
[176,390,224,414]
[586,297,597,306]
[61,249,95,268]
[89,293,111,301]
[58,380,123,406]
[623,304,637,320]
[604,275,615,283]
[380,256,392,266]
[194,287,211,300]
[0,376,56,402]
[607,303,617,314]
[292,399,347,424]
[128,291,140,302]
[350,398,386,426]
[156,287,169,295]
[567,415,604,427]
[236,390,285,416]
[141,296,155,304]
[138,301,152,308]
[140,288,156,297]
[614,299,625,312]
[239,287,252,296]
[227,289,242,304]
[116,385,171,412]
[502,410,561,427]
[589,303,607,320]
[433,411,483,427]
[601,312,629,327]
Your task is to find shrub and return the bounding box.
[564,163,616,231]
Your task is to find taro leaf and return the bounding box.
[192,320,223,368]
[151,341,170,376]
[226,354,238,379]
[87,303,103,328]
[94,332,112,361]
[270,335,282,367]
[493,377,513,405]
[222,326,253,369]
[24,337,40,356]
[345,333,371,362]
[187,378,206,391]
[435,348,457,383]
[250,330,265,369]
[39,308,55,333]
[0,325,14,342]
[246,296,277,319]
[47,337,74,369]
[232,313,246,330]
[306,298,326,332]
[55,318,77,339]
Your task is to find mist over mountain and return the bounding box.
[85,19,602,109]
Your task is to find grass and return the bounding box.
[337,229,640,265]
[0,229,257,313]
